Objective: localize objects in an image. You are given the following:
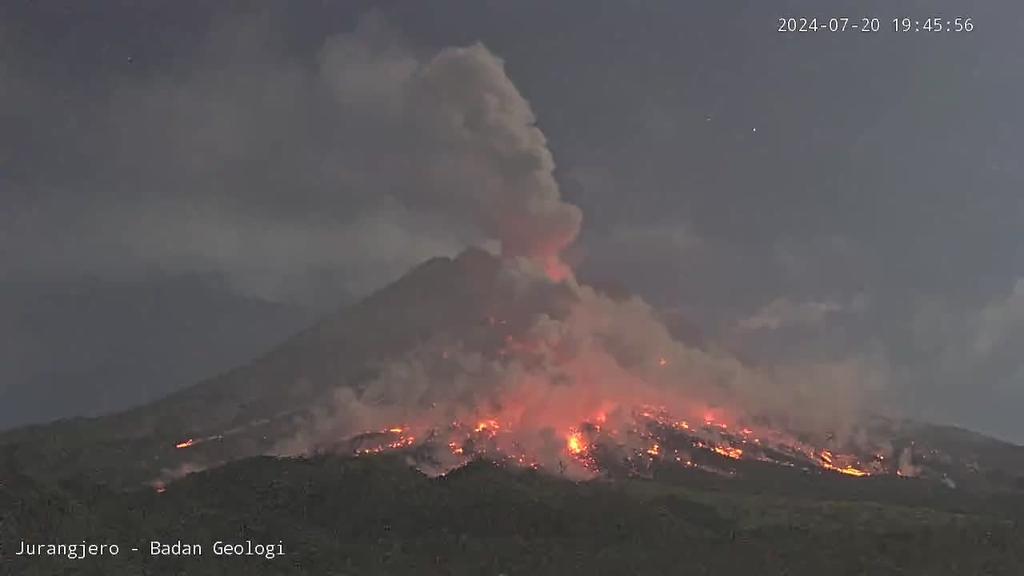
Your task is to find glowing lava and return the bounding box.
[712,446,744,460]
[819,450,870,477]
[475,419,501,433]
[300,406,880,480]
[567,431,586,455]
[353,427,417,455]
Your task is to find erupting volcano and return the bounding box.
[18,32,1013,495]
[157,249,966,488]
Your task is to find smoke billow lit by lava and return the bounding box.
[263,257,894,480]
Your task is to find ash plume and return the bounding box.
[2,12,580,302]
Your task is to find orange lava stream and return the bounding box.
[567,431,586,455]
[819,450,871,477]
[327,404,878,480]
[712,445,744,460]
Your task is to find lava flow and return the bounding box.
[335,404,878,480]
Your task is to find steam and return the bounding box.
[897,447,920,477]
[737,298,846,332]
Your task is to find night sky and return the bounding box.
[2,1,1022,441]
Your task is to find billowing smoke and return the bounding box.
[2,13,580,301]
[320,15,582,276]
[406,43,583,271]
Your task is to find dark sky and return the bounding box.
[2,1,1022,441]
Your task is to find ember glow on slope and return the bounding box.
[256,255,890,480]
[328,401,877,479]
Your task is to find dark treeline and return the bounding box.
[3,454,1024,575]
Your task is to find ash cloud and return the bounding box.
[1,12,578,303]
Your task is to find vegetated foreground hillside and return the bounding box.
[3,453,1024,576]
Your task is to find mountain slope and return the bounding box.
[0,275,314,430]
[0,249,556,486]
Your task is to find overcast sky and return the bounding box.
[2,1,1022,441]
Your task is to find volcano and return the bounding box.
[3,249,1023,496]
[5,249,1024,576]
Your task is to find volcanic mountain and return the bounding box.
[3,248,1024,498]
